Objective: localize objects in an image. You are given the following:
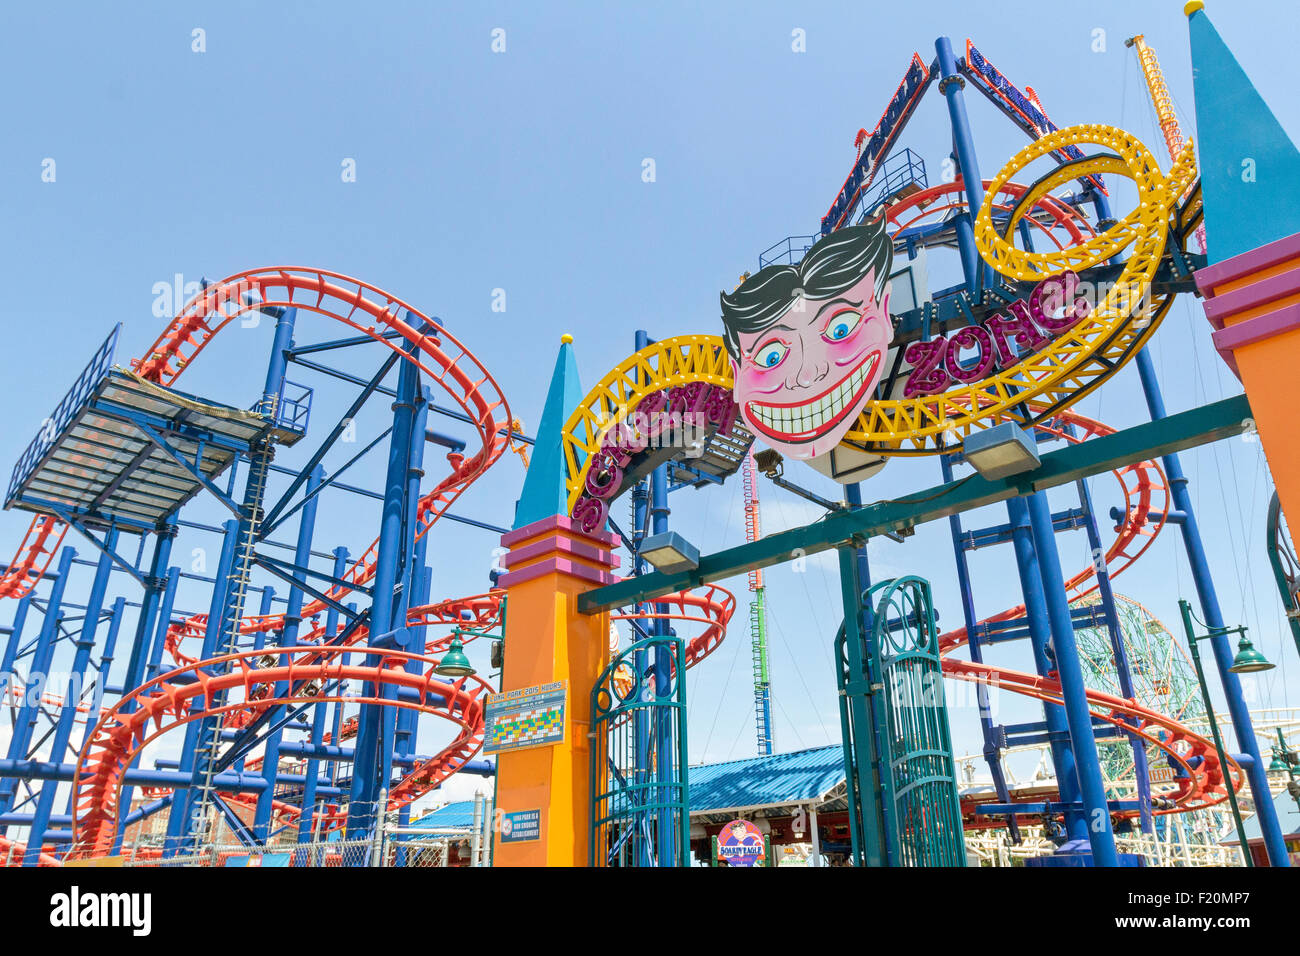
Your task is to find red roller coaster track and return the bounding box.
[1,250,1238,862]
[0,268,737,861]
[876,177,1235,818]
[66,646,491,858]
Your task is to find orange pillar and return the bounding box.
[1197,231,1300,554]
[490,514,617,866]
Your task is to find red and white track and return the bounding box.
[877,177,1238,819]
[1,259,1239,859]
[67,646,491,858]
[935,408,1241,817]
[14,266,518,859]
[0,268,735,861]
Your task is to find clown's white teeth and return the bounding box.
[748,354,877,435]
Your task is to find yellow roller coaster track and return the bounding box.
[560,125,1196,507]
[560,334,732,514]
[844,123,1196,453]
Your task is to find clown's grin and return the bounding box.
[745,351,880,443]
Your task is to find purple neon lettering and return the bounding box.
[986,300,1050,367]
[1030,270,1092,333]
[571,496,607,535]
[903,337,951,397]
[584,452,623,498]
[944,325,996,383]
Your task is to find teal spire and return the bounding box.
[1186,1,1300,263]
[513,334,584,529]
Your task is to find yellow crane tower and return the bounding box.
[1125,33,1206,252]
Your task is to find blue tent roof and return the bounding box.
[410,800,477,830]
[688,745,845,815]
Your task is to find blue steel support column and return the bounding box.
[25,531,118,862]
[1025,490,1119,865]
[72,594,127,815]
[934,35,993,295]
[0,595,32,698]
[650,451,674,865]
[164,519,240,853]
[252,465,323,842]
[346,332,422,841]
[1134,348,1289,865]
[297,554,351,853]
[631,329,656,866]
[1074,471,1154,833]
[297,688,331,845]
[67,597,125,820]
[0,593,25,825]
[241,588,278,780]
[258,305,297,419]
[630,478,653,867]
[393,383,432,864]
[296,565,348,847]
[176,305,298,851]
[144,567,181,682]
[95,597,127,695]
[395,386,431,764]
[120,525,176,703]
[1006,497,1087,843]
[114,565,180,854]
[322,547,351,792]
[0,547,76,825]
[940,456,1020,842]
[103,524,174,837]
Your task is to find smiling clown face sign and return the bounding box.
[720,221,893,461]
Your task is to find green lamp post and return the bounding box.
[1228,634,1273,673]
[435,629,476,677]
[1177,600,1274,866]
[1268,728,1300,813]
[434,598,507,679]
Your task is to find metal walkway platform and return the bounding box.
[5,325,308,532]
[673,422,756,488]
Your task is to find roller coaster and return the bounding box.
[2,4,1297,868]
[0,268,737,865]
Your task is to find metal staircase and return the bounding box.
[184,440,275,848]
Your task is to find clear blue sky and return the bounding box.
[1,1,1295,797]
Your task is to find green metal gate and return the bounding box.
[836,567,966,866]
[589,635,689,867]
[871,575,966,866]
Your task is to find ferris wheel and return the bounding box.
[1072,592,1204,789]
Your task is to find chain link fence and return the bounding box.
[114,817,491,868]
[4,793,495,867]
[117,834,476,867]
[964,826,1247,867]
[121,838,377,867]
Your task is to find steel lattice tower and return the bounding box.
[742,451,773,755]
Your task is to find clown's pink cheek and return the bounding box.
[827,331,871,366]
[831,320,888,367]
[739,364,790,395]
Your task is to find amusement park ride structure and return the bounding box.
[1,2,1298,868]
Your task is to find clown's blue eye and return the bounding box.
[823,311,862,343]
[753,341,788,369]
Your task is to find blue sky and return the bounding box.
[1,1,1296,804]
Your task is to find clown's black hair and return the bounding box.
[719,218,893,360]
